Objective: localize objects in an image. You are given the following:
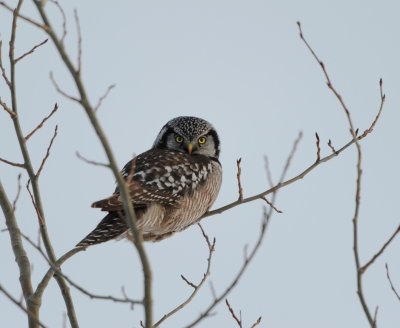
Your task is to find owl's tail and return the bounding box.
[76,212,128,247]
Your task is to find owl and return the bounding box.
[76,116,222,247]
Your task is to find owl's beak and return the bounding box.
[187,143,193,154]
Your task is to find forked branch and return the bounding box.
[297,21,386,327]
[153,224,215,327]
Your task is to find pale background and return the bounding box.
[1,0,399,327]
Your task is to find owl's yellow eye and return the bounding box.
[175,136,184,143]
[198,137,207,144]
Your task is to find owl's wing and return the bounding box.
[91,184,182,211]
[91,149,211,212]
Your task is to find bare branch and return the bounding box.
[0,2,47,31]
[50,72,80,103]
[0,41,11,88]
[33,3,153,325]
[25,103,58,141]
[15,38,48,63]
[263,155,274,188]
[34,248,85,301]
[49,0,67,44]
[186,210,271,328]
[209,281,217,301]
[36,125,58,178]
[236,158,244,201]
[315,132,321,162]
[12,173,22,212]
[0,284,47,328]
[225,299,242,327]
[297,21,386,327]
[203,131,302,219]
[94,84,116,112]
[385,263,400,302]
[0,157,24,167]
[26,182,45,226]
[181,275,197,289]
[250,316,262,328]
[373,307,379,328]
[327,139,337,154]
[153,224,215,327]
[76,151,110,168]
[0,3,49,326]
[185,131,301,328]
[73,9,82,74]
[261,197,282,213]
[359,79,385,139]
[19,231,142,307]
[0,178,36,326]
[360,224,400,273]
[0,97,15,117]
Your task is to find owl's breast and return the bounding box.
[162,159,222,232]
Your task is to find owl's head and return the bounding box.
[152,116,220,159]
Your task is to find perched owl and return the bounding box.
[76,116,222,247]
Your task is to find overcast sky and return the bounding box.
[1,1,400,327]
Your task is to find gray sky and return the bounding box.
[1,0,399,327]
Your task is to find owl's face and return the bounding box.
[152,116,220,159]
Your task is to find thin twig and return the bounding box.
[34,248,84,301]
[26,182,44,226]
[19,232,142,307]
[315,132,321,162]
[0,41,11,88]
[225,299,242,327]
[15,38,48,63]
[297,21,386,327]
[76,152,110,168]
[121,286,134,310]
[236,158,244,201]
[6,1,79,326]
[209,281,217,301]
[12,173,22,212]
[36,125,58,178]
[0,284,47,328]
[203,131,302,219]
[0,3,44,327]
[25,103,58,141]
[385,263,400,301]
[0,1,47,31]
[250,316,262,328]
[33,3,153,326]
[49,72,80,103]
[185,133,301,328]
[280,131,303,180]
[181,275,197,289]
[49,0,67,44]
[327,139,337,154]
[0,97,15,117]
[263,155,274,188]
[202,112,383,221]
[358,79,385,139]
[94,84,116,112]
[360,224,400,273]
[261,197,282,213]
[0,157,24,167]
[73,9,82,74]
[153,224,215,327]
[373,307,379,328]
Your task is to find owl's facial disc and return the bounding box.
[152,116,220,159]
